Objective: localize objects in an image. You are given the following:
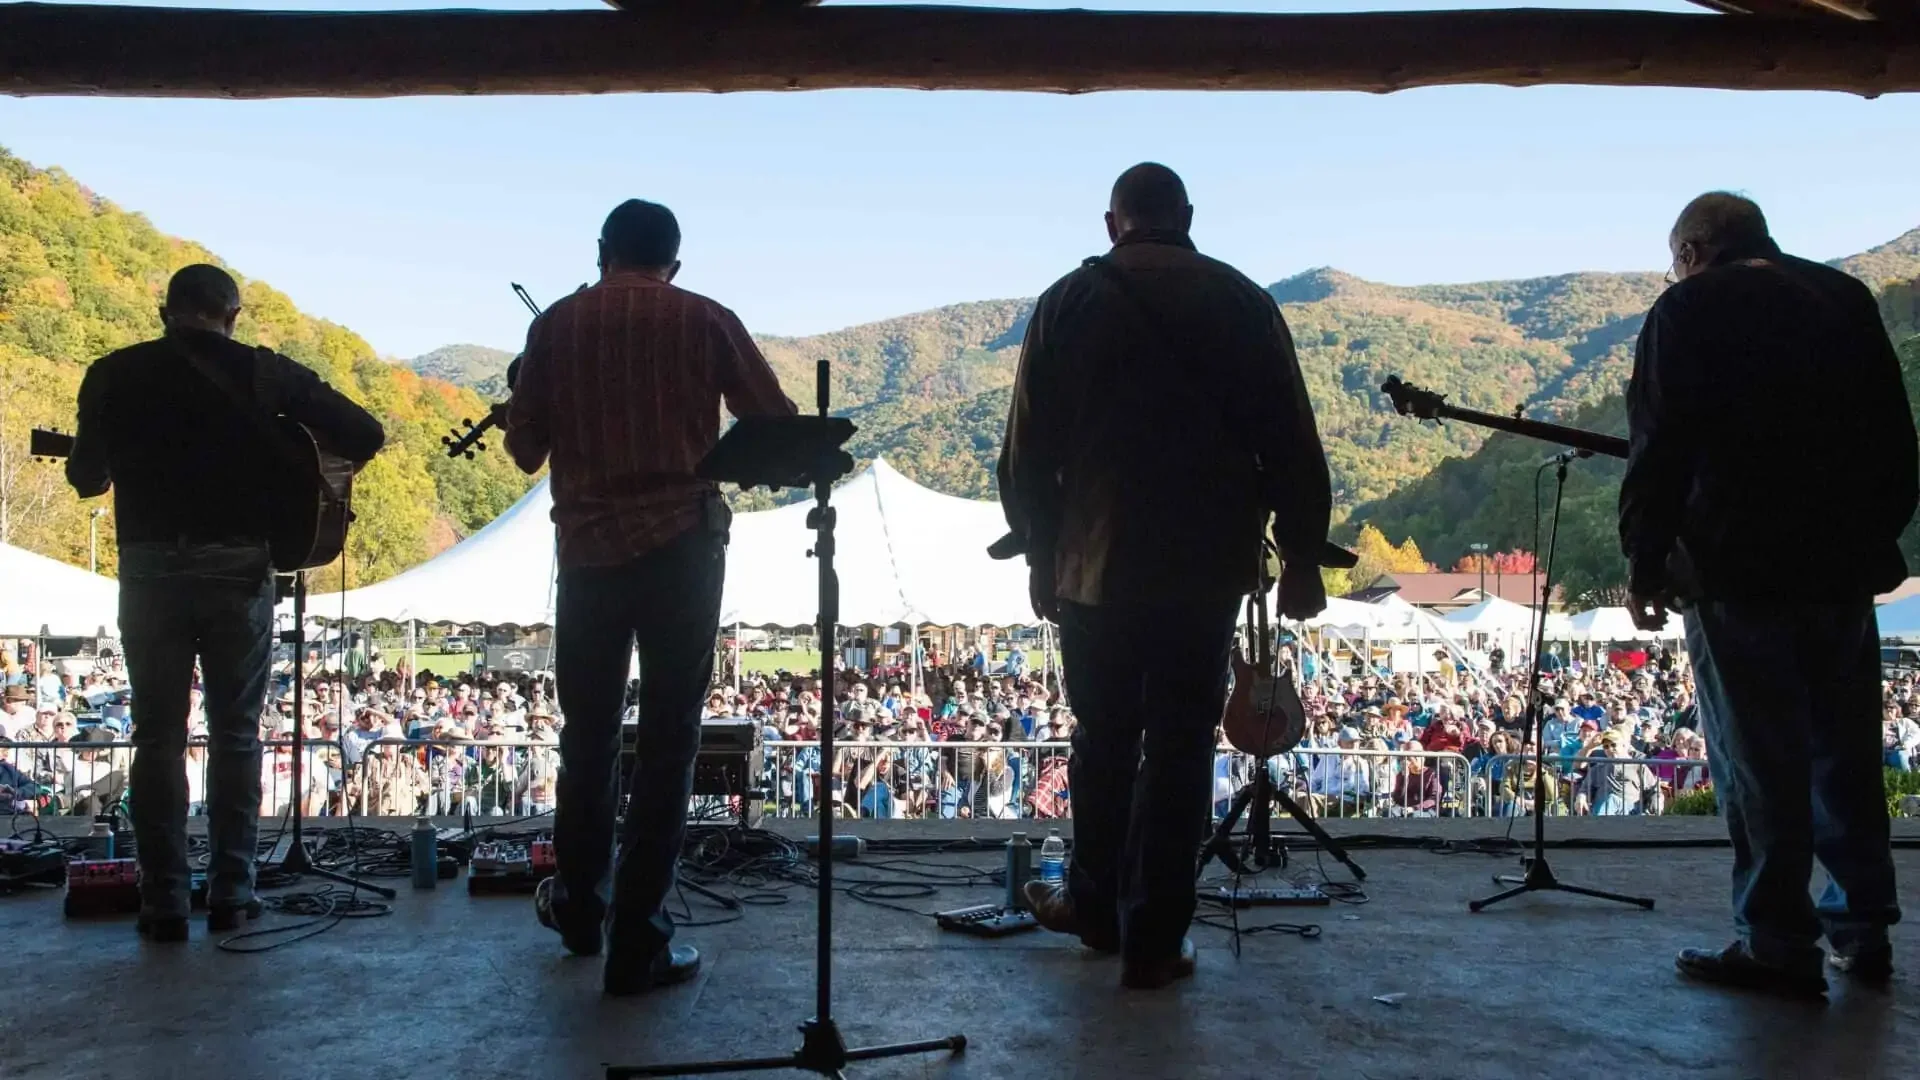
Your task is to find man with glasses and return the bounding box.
[1623,192,1915,998]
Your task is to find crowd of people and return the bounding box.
[11,629,1920,825]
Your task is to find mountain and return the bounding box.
[1353,267,1920,604]
[0,147,538,586]
[403,343,515,399]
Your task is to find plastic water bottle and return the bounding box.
[1039,829,1066,885]
[410,816,438,889]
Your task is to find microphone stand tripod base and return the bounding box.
[607,1020,967,1079]
[1469,853,1653,913]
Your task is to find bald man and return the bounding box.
[999,163,1330,988]
[67,264,384,942]
[1623,193,1914,997]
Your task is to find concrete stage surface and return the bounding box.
[4,817,1919,1080]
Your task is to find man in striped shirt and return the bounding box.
[505,199,795,996]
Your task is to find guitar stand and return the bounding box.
[1199,763,1365,882]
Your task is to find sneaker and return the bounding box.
[208,899,264,933]
[1021,880,1119,954]
[604,943,701,997]
[136,914,188,943]
[1829,945,1894,986]
[1121,938,1196,990]
[534,877,601,957]
[1675,942,1827,1000]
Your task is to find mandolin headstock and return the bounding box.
[1380,376,1447,421]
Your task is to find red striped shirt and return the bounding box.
[504,272,795,568]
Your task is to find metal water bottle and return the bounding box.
[410,816,438,889]
[1005,831,1032,910]
[86,818,114,860]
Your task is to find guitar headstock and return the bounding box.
[1380,376,1448,421]
[30,427,75,461]
[441,416,488,461]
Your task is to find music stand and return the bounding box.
[607,360,965,1080]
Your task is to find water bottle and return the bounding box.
[86,818,114,861]
[1004,832,1031,910]
[1039,828,1066,885]
[410,816,438,889]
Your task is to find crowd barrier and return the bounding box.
[1473,753,1711,817]
[0,736,1714,823]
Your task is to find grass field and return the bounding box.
[414,650,482,679]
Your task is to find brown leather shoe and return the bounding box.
[1122,938,1196,990]
[1022,880,1118,953]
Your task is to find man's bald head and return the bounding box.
[1107,162,1193,242]
[1668,192,1772,283]
[162,264,242,336]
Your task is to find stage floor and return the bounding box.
[4,818,1919,1080]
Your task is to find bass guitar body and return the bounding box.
[1221,645,1307,759]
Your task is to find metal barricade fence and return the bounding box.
[763,740,1073,821]
[1474,753,1711,817]
[353,738,560,819]
[1254,748,1473,820]
[0,737,349,820]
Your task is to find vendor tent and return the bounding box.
[308,458,1032,628]
[1442,596,1537,636]
[1554,606,1684,642]
[0,542,119,636]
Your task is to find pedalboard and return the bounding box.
[1203,884,1330,908]
[466,837,555,895]
[64,858,141,917]
[935,903,1039,937]
[0,838,67,890]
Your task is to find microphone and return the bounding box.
[1543,448,1595,465]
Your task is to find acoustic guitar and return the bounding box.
[30,423,356,572]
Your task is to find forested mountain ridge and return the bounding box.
[1353,267,1920,604]
[0,146,536,586]
[405,343,515,399]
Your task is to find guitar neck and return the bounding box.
[1429,404,1628,459]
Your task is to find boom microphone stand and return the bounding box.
[608,361,964,1079]
[1467,452,1651,914]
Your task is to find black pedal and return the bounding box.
[1204,884,1330,908]
[935,903,1039,937]
[0,839,67,890]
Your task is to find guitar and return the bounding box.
[442,283,541,460]
[1380,375,1628,459]
[1220,580,1307,758]
[31,423,355,572]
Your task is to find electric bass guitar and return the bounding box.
[30,423,356,572]
[1220,574,1308,758]
[1380,375,1628,459]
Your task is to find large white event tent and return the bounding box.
[1553,605,1684,642]
[308,458,1032,628]
[0,541,119,636]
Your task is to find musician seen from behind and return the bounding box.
[503,199,795,995]
[1621,193,1915,998]
[65,264,385,942]
[1000,163,1332,989]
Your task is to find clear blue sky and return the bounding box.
[2,0,1916,358]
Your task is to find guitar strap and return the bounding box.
[170,333,302,468]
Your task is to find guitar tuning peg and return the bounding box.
[474,440,486,452]
[463,418,475,429]
[463,451,476,460]
[441,434,453,446]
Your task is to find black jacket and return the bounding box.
[67,329,386,546]
[1620,242,1917,603]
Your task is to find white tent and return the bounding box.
[0,541,119,636]
[308,457,1033,628]
[1555,606,1684,642]
[1443,596,1538,636]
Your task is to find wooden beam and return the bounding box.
[1682,0,1875,20]
[0,4,1916,99]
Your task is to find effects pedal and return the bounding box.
[935,903,1039,937]
[467,838,546,895]
[64,858,141,917]
[1204,884,1330,908]
[0,838,67,890]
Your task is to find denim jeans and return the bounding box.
[119,541,275,919]
[551,526,724,962]
[1057,596,1238,964]
[1684,599,1900,971]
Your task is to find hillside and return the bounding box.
[1354,272,1920,604]
[0,147,537,586]
[405,343,515,399]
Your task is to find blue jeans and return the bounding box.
[1058,597,1238,964]
[551,526,724,962]
[1684,599,1899,970]
[119,541,275,919]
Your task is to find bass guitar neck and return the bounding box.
[1380,375,1627,459]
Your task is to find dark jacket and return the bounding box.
[998,232,1331,607]
[67,329,386,546]
[1620,243,1917,602]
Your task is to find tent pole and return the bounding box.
[732,622,741,694]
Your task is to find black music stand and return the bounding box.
[607,361,965,1080]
